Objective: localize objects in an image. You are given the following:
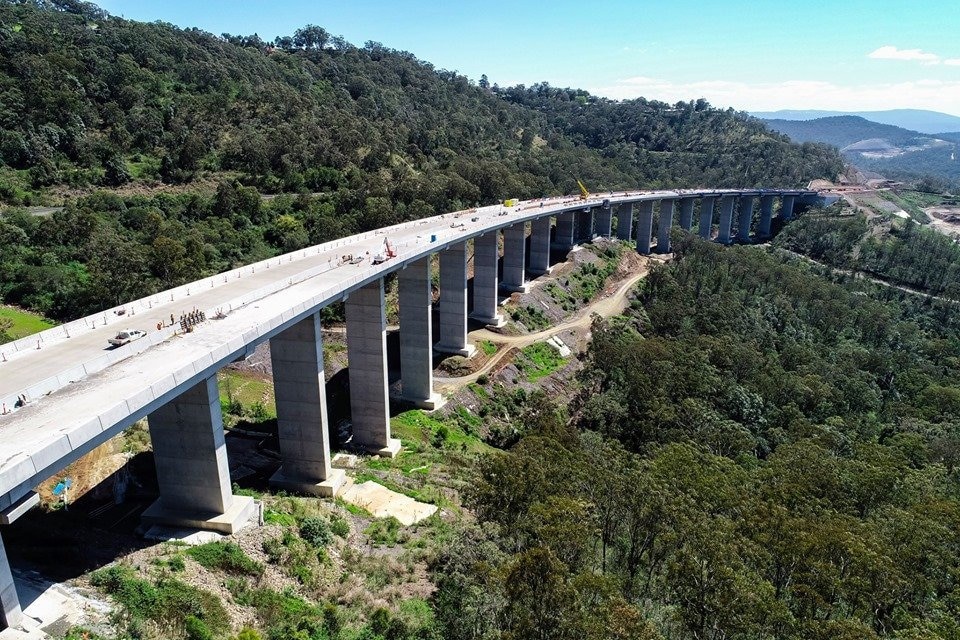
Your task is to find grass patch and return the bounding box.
[0,305,55,341]
[218,370,276,419]
[391,409,492,454]
[515,342,568,382]
[90,564,230,636]
[478,339,497,356]
[364,517,405,546]
[877,190,931,223]
[186,541,264,577]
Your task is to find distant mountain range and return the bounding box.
[759,114,960,184]
[752,109,960,135]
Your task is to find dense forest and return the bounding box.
[434,239,960,639]
[0,0,844,323]
[774,209,960,298]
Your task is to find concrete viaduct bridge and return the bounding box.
[0,187,820,626]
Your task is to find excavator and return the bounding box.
[577,179,590,200]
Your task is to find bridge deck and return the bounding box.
[0,188,814,507]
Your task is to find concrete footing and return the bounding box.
[141,494,257,535]
[270,467,346,498]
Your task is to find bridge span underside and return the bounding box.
[0,188,817,626]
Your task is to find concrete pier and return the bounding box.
[0,535,20,629]
[501,223,529,293]
[470,232,504,327]
[616,202,634,241]
[399,257,442,409]
[678,197,696,231]
[269,313,345,497]
[528,216,552,275]
[143,377,255,533]
[717,195,736,244]
[699,196,716,239]
[758,194,776,238]
[346,279,400,457]
[781,194,796,221]
[575,208,594,244]
[595,205,613,238]
[656,199,676,254]
[737,195,755,242]
[553,211,575,251]
[436,242,474,357]
[636,200,654,255]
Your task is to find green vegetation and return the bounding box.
[429,238,960,639]
[545,244,623,311]
[0,305,54,343]
[876,189,931,222]
[218,371,276,422]
[507,304,550,331]
[775,208,960,297]
[477,339,497,356]
[514,342,568,382]
[186,541,264,577]
[364,517,404,546]
[90,564,230,639]
[0,1,839,322]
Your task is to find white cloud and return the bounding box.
[588,77,960,115]
[945,58,960,66]
[868,45,940,63]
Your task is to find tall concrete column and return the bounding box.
[758,194,776,238]
[436,242,474,357]
[269,313,345,497]
[470,232,504,327]
[399,257,442,410]
[595,205,613,238]
[678,197,696,231]
[501,223,528,293]
[529,216,552,275]
[781,195,796,221]
[698,196,716,239]
[553,211,575,251]
[717,195,736,244]
[143,377,256,533]
[656,199,676,254]
[346,278,400,457]
[616,202,634,241]
[0,534,21,629]
[636,200,654,255]
[575,208,594,244]
[737,195,755,242]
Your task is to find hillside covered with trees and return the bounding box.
[0,0,845,324]
[436,239,960,639]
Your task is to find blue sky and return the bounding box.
[94,0,960,115]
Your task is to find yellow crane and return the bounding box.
[577,179,590,200]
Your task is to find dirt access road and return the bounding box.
[435,258,656,392]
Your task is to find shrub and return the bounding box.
[299,516,332,547]
[185,615,213,640]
